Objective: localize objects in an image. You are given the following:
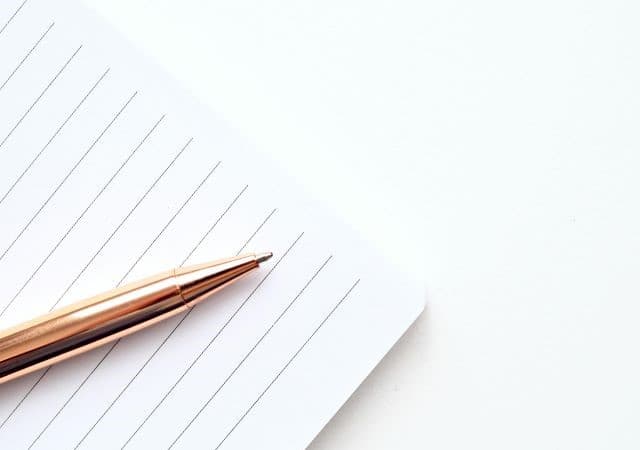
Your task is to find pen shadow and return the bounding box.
[0,368,45,420]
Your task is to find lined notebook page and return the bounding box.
[0,1,424,448]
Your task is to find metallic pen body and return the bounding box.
[0,253,271,385]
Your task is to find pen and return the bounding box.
[0,252,272,385]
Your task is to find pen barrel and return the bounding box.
[0,272,186,385]
[0,254,260,385]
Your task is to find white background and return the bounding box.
[80,0,639,448]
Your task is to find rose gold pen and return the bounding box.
[0,252,272,385]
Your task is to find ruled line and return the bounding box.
[74,207,278,450]
[236,209,277,256]
[179,183,248,266]
[122,231,305,449]
[0,0,28,37]
[116,161,225,286]
[0,44,82,152]
[28,159,225,449]
[169,255,333,449]
[215,279,361,450]
[0,68,110,208]
[0,114,165,319]
[49,137,192,312]
[0,21,54,92]
[0,136,191,431]
[0,370,43,430]
[27,343,114,450]
[0,89,136,266]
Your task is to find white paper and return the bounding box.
[0,1,425,448]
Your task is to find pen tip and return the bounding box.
[256,252,273,264]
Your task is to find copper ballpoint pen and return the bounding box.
[0,252,272,385]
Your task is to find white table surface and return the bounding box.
[82,0,639,448]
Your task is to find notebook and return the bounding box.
[0,0,425,448]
